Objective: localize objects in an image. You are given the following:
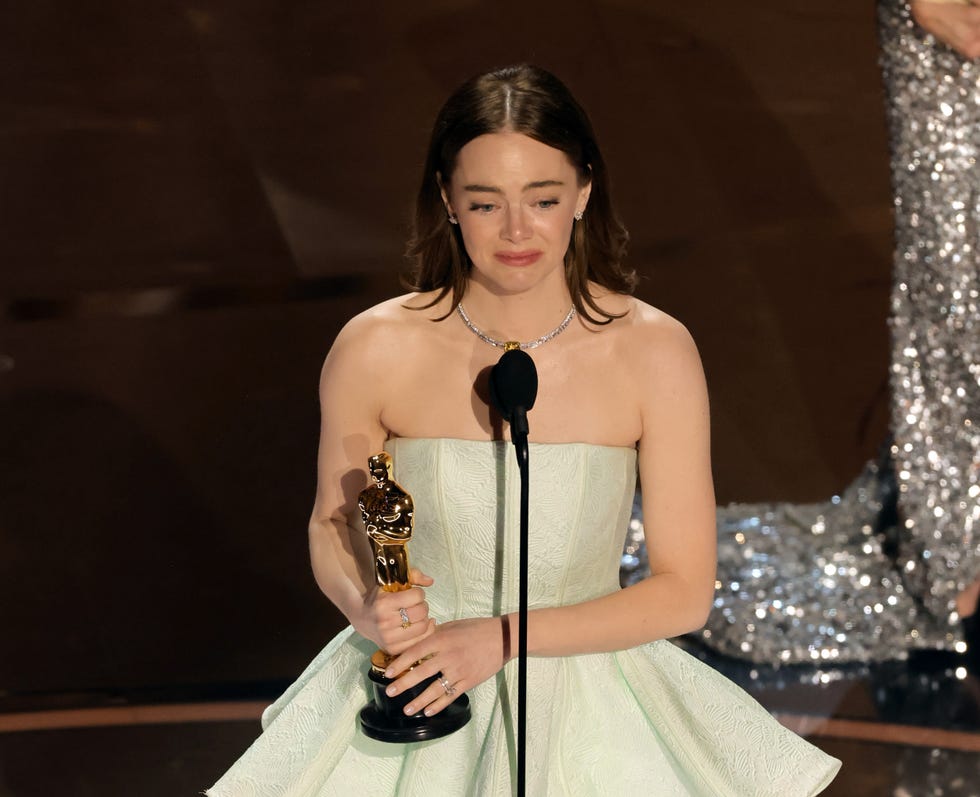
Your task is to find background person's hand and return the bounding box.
[911,0,980,59]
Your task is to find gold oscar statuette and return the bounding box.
[357,451,470,742]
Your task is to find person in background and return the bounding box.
[621,0,980,669]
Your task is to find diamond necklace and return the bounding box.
[456,303,576,351]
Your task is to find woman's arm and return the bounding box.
[911,0,980,59]
[384,314,716,715]
[308,311,435,656]
[517,316,716,655]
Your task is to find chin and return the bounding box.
[471,262,564,295]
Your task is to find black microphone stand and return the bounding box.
[488,349,537,797]
[510,407,530,797]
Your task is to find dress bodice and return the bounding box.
[384,438,637,618]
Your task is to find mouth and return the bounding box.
[494,250,543,267]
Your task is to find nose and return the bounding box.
[500,205,531,242]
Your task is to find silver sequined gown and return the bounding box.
[622,0,980,665]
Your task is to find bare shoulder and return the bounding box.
[319,292,444,388]
[576,295,710,451]
[624,298,707,408]
[623,297,697,352]
[327,291,443,357]
[588,288,700,364]
[337,292,442,343]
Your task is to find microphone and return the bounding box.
[488,347,537,797]
[489,349,538,442]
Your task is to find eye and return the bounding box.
[468,203,496,213]
[535,199,560,209]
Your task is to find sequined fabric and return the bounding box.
[882,0,980,630]
[621,0,979,665]
[622,460,951,664]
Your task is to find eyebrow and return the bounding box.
[462,180,565,193]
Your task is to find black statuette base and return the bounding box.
[359,667,471,743]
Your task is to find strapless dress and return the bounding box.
[208,438,839,795]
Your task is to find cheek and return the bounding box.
[545,213,575,242]
[456,219,491,249]
[454,223,493,266]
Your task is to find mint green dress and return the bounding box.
[208,438,840,795]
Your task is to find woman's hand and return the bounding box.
[911,1,980,59]
[352,568,436,655]
[382,616,508,717]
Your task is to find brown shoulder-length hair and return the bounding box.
[404,64,634,324]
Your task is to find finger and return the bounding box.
[382,615,435,644]
[376,586,426,612]
[400,601,429,627]
[406,677,464,718]
[384,603,426,637]
[399,586,428,607]
[381,618,436,657]
[381,603,431,638]
[384,638,441,684]
[387,663,452,711]
[409,567,434,586]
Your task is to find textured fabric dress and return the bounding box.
[620,0,980,666]
[208,438,839,796]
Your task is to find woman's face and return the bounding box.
[442,131,591,297]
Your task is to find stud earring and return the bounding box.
[574,210,584,221]
[448,213,458,225]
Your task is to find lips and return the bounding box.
[494,250,543,267]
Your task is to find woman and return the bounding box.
[886,0,980,645]
[631,0,980,668]
[208,65,839,795]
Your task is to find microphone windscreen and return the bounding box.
[489,349,538,421]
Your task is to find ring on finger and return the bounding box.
[439,677,457,697]
[399,607,411,629]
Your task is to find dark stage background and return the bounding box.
[0,1,893,699]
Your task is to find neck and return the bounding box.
[460,282,574,343]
